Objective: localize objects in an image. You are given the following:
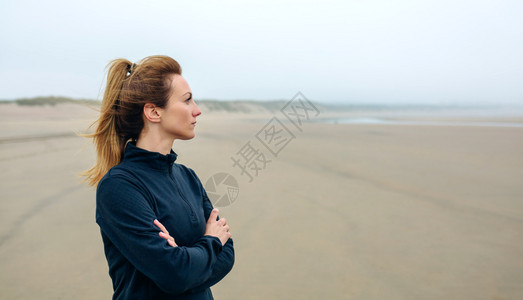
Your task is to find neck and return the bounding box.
[136,131,175,155]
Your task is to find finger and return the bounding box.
[219,218,227,226]
[224,225,230,232]
[154,219,169,235]
[154,219,167,232]
[159,232,174,243]
[159,232,177,247]
[207,209,219,224]
[167,238,177,247]
[159,232,170,240]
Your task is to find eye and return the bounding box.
[185,96,192,103]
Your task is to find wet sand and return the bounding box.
[1,103,522,299]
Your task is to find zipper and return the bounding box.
[169,167,197,223]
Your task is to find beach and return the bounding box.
[1,102,522,299]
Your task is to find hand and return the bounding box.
[205,209,231,246]
[154,219,178,248]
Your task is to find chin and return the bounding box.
[180,133,196,140]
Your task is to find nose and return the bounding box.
[193,102,202,117]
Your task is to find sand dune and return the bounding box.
[1,103,522,299]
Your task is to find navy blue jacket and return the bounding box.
[96,142,234,300]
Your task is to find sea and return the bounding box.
[316,117,523,128]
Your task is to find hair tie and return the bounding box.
[128,63,136,75]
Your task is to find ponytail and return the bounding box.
[82,55,182,186]
[82,59,130,186]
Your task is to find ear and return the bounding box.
[143,103,162,123]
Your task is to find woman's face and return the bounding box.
[158,74,202,140]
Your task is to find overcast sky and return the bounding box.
[1,0,522,104]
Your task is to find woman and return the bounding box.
[83,55,234,300]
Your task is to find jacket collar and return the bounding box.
[122,142,178,172]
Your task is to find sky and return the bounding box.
[1,0,522,104]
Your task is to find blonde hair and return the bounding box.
[82,55,181,186]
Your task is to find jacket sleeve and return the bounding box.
[96,175,223,295]
[188,190,235,293]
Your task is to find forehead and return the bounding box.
[169,74,191,97]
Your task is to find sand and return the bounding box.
[1,103,522,299]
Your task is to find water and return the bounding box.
[317,117,523,128]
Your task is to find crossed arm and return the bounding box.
[153,194,235,293]
[154,211,234,293]
[154,208,230,248]
[97,176,235,295]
